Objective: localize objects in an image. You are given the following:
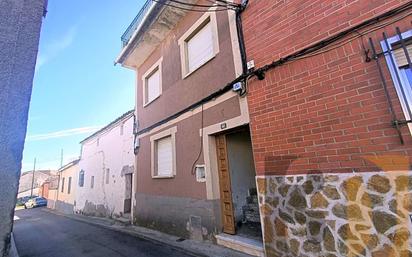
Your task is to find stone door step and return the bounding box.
[216,234,264,257]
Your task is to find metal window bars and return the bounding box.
[121,0,154,48]
[368,27,412,144]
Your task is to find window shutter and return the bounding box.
[146,69,160,103]
[187,21,213,72]
[156,136,173,176]
[393,44,412,68]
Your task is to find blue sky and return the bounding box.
[22,1,143,172]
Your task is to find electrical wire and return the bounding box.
[291,10,412,62]
[152,0,236,12]
[206,0,239,8]
[168,0,236,9]
[136,0,412,136]
[239,74,253,97]
[190,104,204,176]
[252,2,412,77]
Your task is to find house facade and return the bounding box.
[241,1,412,257]
[53,159,80,214]
[116,0,261,250]
[75,110,135,219]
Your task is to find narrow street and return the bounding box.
[13,208,197,257]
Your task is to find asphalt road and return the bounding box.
[13,208,196,257]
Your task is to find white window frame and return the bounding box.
[150,126,177,178]
[142,57,163,107]
[381,29,412,134]
[178,11,219,79]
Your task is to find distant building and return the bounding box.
[40,175,59,202]
[18,170,57,199]
[75,110,135,220]
[0,0,47,255]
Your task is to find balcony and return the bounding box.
[116,0,196,67]
[121,0,154,48]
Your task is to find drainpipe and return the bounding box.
[235,0,249,75]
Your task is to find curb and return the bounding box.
[41,208,211,257]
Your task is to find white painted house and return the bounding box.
[75,110,135,220]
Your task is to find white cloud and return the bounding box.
[35,26,78,72]
[26,126,102,141]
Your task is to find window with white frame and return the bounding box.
[381,29,412,133]
[150,127,177,178]
[143,58,162,106]
[178,12,219,77]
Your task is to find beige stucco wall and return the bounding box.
[57,162,79,206]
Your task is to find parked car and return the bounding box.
[24,197,47,209]
[16,196,37,207]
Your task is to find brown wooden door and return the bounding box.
[216,134,236,234]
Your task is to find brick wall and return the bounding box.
[242,0,412,175]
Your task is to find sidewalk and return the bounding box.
[42,208,253,257]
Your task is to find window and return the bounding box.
[120,123,124,136]
[156,136,173,176]
[178,12,219,78]
[150,127,177,178]
[68,177,72,194]
[91,176,94,188]
[187,22,213,73]
[106,169,110,184]
[381,29,412,133]
[61,177,65,193]
[79,170,85,187]
[143,58,162,106]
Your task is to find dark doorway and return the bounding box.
[124,173,132,214]
[216,127,262,240]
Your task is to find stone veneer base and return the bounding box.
[256,171,412,257]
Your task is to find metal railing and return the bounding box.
[368,27,412,144]
[121,0,154,48]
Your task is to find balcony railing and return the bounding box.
[121,0,154,48]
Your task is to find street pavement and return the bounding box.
[13,207,198,257]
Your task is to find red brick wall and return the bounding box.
[242,0,412,175]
